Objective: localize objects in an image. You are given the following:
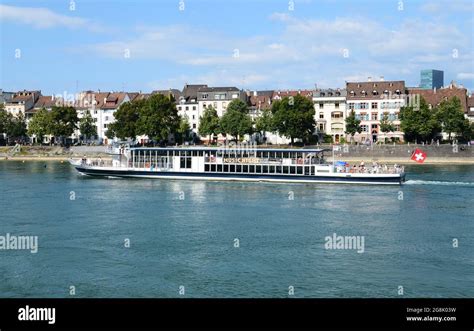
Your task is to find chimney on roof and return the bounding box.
[434,87,437,94]
[253,90,257,97]
[380,76,384,81]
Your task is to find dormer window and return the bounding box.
[335,92,340,96]
[350,91,355,95]
[361,90,366,96]
[383,90,389,95]
[395,89,401,95]
[372,90,378,95]
[328,92,333,96]
[320,92,325,97]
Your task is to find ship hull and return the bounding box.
[74,165,405,185]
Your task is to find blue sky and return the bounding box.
[1,0,473,95]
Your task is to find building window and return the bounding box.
[371,102,377,109]
[222,102,227,109]
[319,103,324,109]
[361,125,368,132]
[104,124,107,129]
[319,112,324,119]
[193,124,196,129]
[185,106,189,111]
[105,116,109,121]
[202,94,208,99]
[348,103,354,110]
[335,102,339,109]
[319,123,324,131]
[193,106,196,110]
[192,115,195,119]
[178,106,182,110]
[371,113,377,121]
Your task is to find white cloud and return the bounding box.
[457,73,474,80]
[0,4,107,32]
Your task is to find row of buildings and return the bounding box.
[1,70,474,145]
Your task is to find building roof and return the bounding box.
[248,91,275,110]
[182,84,207,100]
[346,81,405,100]
[197,86,239,93]
[467,95,474,108]
[8,90,41,103]
[406,83,468,113]
[272,89,313,99]
[101,92,128,109]
[313,88,347,98]
[152,89,182,101]
[34,95,56,109]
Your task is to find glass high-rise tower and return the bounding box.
[420,69,444,89]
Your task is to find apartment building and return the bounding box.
[313,89,347,143]
[346,80,405,143]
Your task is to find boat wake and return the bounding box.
[405,180,474,186]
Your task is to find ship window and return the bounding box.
[276,166,282,173]
[217,165,222,172]
[205,164,210,172]
[276,152,282,159]
[211,164,216,172]
[290,167,296,174]
[263,165,268,173]
[304,166,310,175]
[256,151,262,158]
[224,165,229,172]
[256,165,262,173]
[262,152,268,158]
[283,166,289,174]
[199,151,204,156]
[236,165,242,172]
[243,165,248,173]
[180,156,192,168]
[249,165,255,173]
[297,167,303,174]
[270,165,275,173]
[230,165,235,172]
[283,152,289,159]
[311,167,315,175]
[192,151,198,156]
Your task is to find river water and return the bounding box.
[0,161,473,298]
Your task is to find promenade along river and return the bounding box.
[0,161,473,298]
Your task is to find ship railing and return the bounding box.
[335,165,404,174]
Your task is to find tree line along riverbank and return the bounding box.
[1,144,473,164]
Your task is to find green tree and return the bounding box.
[255,108,274,144]
[436,96,466,142]
[271,95,315,144]
[79,110,97,142]
[400,97,441,143]
[176,115,191,144]
[0,106,8,134]
[28,108,52,144]
[136,94,179,144]
[198,106,220,144]
[108,99,144,140]
[49,106,79,144]
[344,110,361,144]
[5,112,27,142]
[219,99,253,141]
[379,112,395,143]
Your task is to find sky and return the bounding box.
[0,0,473,96]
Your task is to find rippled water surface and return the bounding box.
[0,161,473,298]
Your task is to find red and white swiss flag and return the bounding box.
[411,148,427,163]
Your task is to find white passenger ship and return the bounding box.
[70,146,405,185]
